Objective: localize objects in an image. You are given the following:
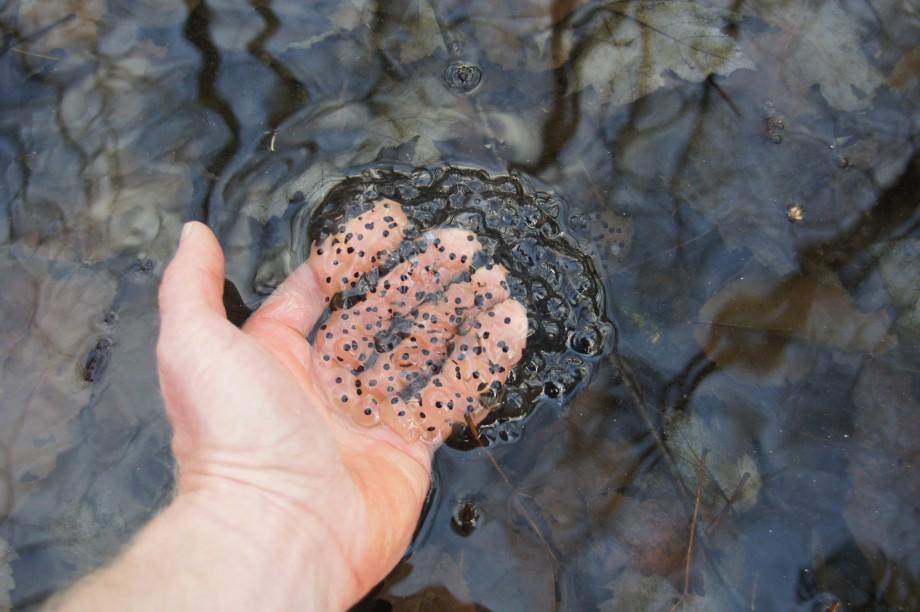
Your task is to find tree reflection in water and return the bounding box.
[0,0,918,609]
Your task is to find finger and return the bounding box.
[159,222,227,331]
[313,264,512,435]
[314,228,481,371]
[386,298,528,443]
[409,264,509,352]
[355,265,511,401]
[245,199,408,337]
[156,222,231,418]
[372,228,480,319]
[311,199,409,299]
[447,299,528,387]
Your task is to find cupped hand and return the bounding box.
[156,200,527,608]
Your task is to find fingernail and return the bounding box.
[180,222,194,244]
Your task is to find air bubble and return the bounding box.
[444,62,482,94]
[544,380,564,398]
[569,322,606,356]
[411,169,434,187]
[450,500,482,536]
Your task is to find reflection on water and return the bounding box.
[1,0,919,609]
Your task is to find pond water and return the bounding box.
[1,0,919,610]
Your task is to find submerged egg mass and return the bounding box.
[299,167,610,448]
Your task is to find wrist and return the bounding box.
[53,477,363,612]
[173,481,361,611]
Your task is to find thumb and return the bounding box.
[159,222,227,330]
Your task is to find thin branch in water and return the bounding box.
[612,227,716,276]
[618,357,740,608]
[706,471,750,536]
[464,413,511,488]
[613,353,692,505]
[683,449,708,596]
[12,46,58,60]
[669,449,709,611]
[464,413,558,564]
[750,572,759,611]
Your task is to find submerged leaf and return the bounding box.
[14,0,106,54]
[845,363,920,608]
[528,438,632,550]
[572,0,754,106]
[0,536,13,610]
[282,0,373,52]
[600,571,719,611]
[671,89,884,275]
[398,0,446,64]
[694,270,896,384]
[465,0,582,71]
[889,46,920,93]
[879,239,920,338]
[747,0,885,111]
[605,494,689,577]
[664,410,762,515]
[526,435,687,577]
[0,255,117,519]
[352,78,476,165]
[383,547,477,610]
[270,80,473,169]
[472,19,565,72]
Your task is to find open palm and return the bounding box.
[156,200,526,607]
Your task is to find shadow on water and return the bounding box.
[1,0,919,610]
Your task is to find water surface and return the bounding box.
[1,1,919,610]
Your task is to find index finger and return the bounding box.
[244,199,409,337]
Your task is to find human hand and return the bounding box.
[156,200,527,608]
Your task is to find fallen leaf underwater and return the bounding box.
[2,0,919,610]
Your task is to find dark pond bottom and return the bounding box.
[1,1,919,610]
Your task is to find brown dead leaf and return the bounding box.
[510,381,688,578]
[844,362,920,608]
[383,546,478,610]
[600,570,722,611]
[529,454,687,578]
[525,434,631,548]
[610,494,689,577]
[0,536,13,610]
[694,270,896,385]
[384,587,484,611]
[397,0,446,64]
[572,1,753,106]
[0,255,117,520]
[746,0,885,112]
[878,239,920,339]
[471,17,569,72]
[664,410,762,516]
[459,0,584,72]
[889,46,920,93]
[15,0,106,54]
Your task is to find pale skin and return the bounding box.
[50,201,527,611]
